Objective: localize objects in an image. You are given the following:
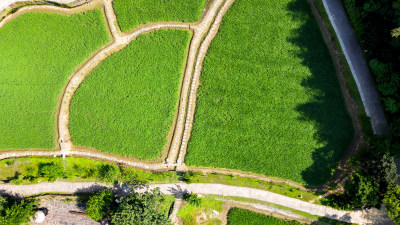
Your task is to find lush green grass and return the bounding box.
[177,197,223,225]
[186,0,354,186]
[183,172,320,203]
[0,157,180,184]
[70,30,191,160]
[0,10,109,150]
[113,0,207,32]
[228,208,301,225]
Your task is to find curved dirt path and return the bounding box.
[0,182,391,224]
[0,0,77,12]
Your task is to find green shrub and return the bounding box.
[96,164,121,184]
[111,188,171,225]
[38,162,63,182]
[86,190,114,221]
[0,196,37,225]
[183,192,202,206]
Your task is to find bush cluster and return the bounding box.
[0,195,36,225]
[85,188,171,225]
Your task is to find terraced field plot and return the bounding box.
[185,0,354,186]
[113,0,208,32]
[0,10,109,150]
[228,208,301,225]
[69,30,191,160]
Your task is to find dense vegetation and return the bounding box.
[0,195,36,225]
[0,157,180,184]
[0,10,109,150]
[113,0,207,32]
[177,196,222,224]
[70,30,191,160]
[323,1,400,222]
[227,208,301,225]
[85,188,173,224]
[186,0,353,186]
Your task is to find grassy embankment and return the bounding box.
[186,0,354,186]
[113,0,207,32]
[0,10,109,150]
[70,30,191,160]
[0,157,180,184]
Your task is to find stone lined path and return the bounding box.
[31,197,98,225]
[0,182,391,224]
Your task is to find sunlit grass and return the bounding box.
[186,0,353,186]
[69,30,191,160]
[0,10,109,150]
[113,0,207,32]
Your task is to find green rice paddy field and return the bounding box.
[228,208,301,225]
[0,10,109,150]
[69,30,191,160]
[186,0,354,186]
[113,0,207,32]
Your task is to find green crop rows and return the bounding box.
[228,208,301,225]
[0,10,109,150]
[113,0,207,32]
[69,30,191,160]
[186,0,353,186]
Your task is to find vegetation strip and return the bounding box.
[227,208,302,225]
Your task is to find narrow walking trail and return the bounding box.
[0,182,391,224]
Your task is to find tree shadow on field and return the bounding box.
[286,0,354,186]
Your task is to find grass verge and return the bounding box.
[0,10,109,150]
[183,172,321,203]
[113,0,208,32]
[0,157,180,184]
[69,30,191,160]
[186,0,354,186]
[177,196,223,225]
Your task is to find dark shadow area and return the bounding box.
[167,184,188,198]
[286,0,354,186]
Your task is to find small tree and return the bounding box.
[96,164,121,184]
[383,185,400,224]
[111,188,171,225]
[183,192,202,207]
[38,162,63,182]
[0,196,36,225]
[86,190,114,221]
[345,173,380,208]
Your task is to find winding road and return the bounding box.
[0,182,391,224]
